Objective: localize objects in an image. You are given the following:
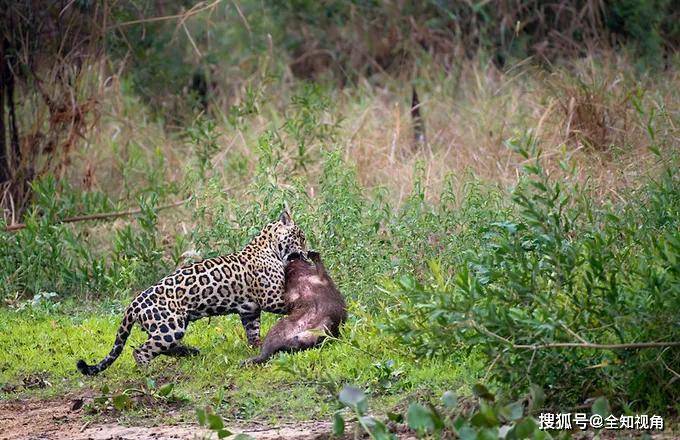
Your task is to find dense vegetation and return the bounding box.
[1,1,678,437]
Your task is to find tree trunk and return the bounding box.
[0,39,8,183]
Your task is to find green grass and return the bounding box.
[0,299,482,423]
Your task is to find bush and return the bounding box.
[0,178,170,300]
[607,0,678,66]
[383,137,679,410]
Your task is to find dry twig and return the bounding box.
[470,321,680,351]
[4,198,189,232]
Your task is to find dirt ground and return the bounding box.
[2,397,675,440]
[0,397,336,440]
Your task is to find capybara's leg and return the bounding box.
[241,321,290,365]
[241,337,288,365]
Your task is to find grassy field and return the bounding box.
[0,295,482,424]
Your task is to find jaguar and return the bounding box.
[76,209,306,375]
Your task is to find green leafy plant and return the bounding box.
[335,385,395,439]
[333,383,562,439]
[187,116,221,181]
[383,136,680,410]
[195,406,256,439]
[282,82,340,170]
[86,379,177,414]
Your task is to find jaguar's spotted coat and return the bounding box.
[77,210,306,375]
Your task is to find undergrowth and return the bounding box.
[383,138,680,411]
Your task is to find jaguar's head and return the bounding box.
[273,208,307,262]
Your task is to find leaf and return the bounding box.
[100,384,110,395]
[516,417,538,438]
[406,403,435,433]
[442,391,458,409]
[591,396,611,417]
[426,403,445,430]
[491,221,519,234]
[512,417,538,438]
[360,416,393,440]
[456,425,477,440]
[333,412,345,436]
[145,377,156,389]
[501,401,524,421]
[470,402,499,428]
[112,393,132,411]
[477,427,500,440]
[338,385,367,414]
[217,428,233,438]
[387,411,403,423]
[428,259,444,284]
[207,413,224,430]
[398,274,415,290]
[472,383,495,401]
[196,408,207,426]
[528,384,545,413]
[158,383,174,397]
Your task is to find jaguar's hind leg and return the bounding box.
[134,319,190,365]
[133,339,163,366]
[238,307,262,347]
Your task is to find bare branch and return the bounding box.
[109,0,223,29]
[4,198,189,232]
[513,341,680,350]
[470,320,680,351]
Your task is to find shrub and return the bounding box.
[0,178,169,301]
[383,138,679,410]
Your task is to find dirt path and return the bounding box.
[0,397,335,440]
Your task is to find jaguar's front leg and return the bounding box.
[238,306,262,347]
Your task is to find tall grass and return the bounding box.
[2,54,677,302]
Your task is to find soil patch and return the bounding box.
[0,397,335,439]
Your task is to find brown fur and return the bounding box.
[243,251,347,365]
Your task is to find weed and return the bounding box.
[86,379,181,414]
[187,116,221,182]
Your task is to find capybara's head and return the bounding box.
[285,251,313,276]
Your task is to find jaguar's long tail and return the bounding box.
[77,306,136,376]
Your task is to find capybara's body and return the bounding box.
[244,251,346,364]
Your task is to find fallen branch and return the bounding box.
[109,0,223,29]
[512,341,680,350]
[471,321,680,351]
[4,198,189,232]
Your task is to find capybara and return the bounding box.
[243,250,346,364]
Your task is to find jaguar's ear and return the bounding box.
[279,206,293,226]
